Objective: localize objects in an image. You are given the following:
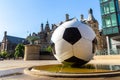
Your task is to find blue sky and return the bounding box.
[0,0,101,41]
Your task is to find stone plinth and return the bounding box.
[24,45,40,60]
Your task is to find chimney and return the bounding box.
[65,14,69,21]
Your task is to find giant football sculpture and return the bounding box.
[51,18,96,66]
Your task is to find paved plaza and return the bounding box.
[0,59,120,80]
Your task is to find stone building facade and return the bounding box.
[27,21,53,50]
[27,8,107,51]
[0,31,26,53]
[80,8,107,50]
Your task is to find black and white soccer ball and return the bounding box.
[51,18,96,66]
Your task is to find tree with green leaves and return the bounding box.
[46,46,52,53]
[14,44,24,58]
[26,36,40,45]
[0,51,8,59]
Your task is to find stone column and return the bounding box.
[106,36,110,55]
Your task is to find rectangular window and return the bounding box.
[104,3,110,14]
[109,0,115,13]
[102,13,117,28]
[113,27,119,33]
[100,5,104,15]
[100,0,108,3]
[100,0,103,3]
[100,0,116,15]
[103,0,108,2]
[111,14,117,26]
[105,16,111,27]
[102,18,106,28]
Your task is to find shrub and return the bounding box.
[0,51,8,59]
[14,44,24,58]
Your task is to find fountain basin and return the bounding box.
[24,64,120,77]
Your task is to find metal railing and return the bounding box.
[95,49,120,55]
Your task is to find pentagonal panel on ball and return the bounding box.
[63,27,82,45]
[73,38,93,61]
[51,26,65,43]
